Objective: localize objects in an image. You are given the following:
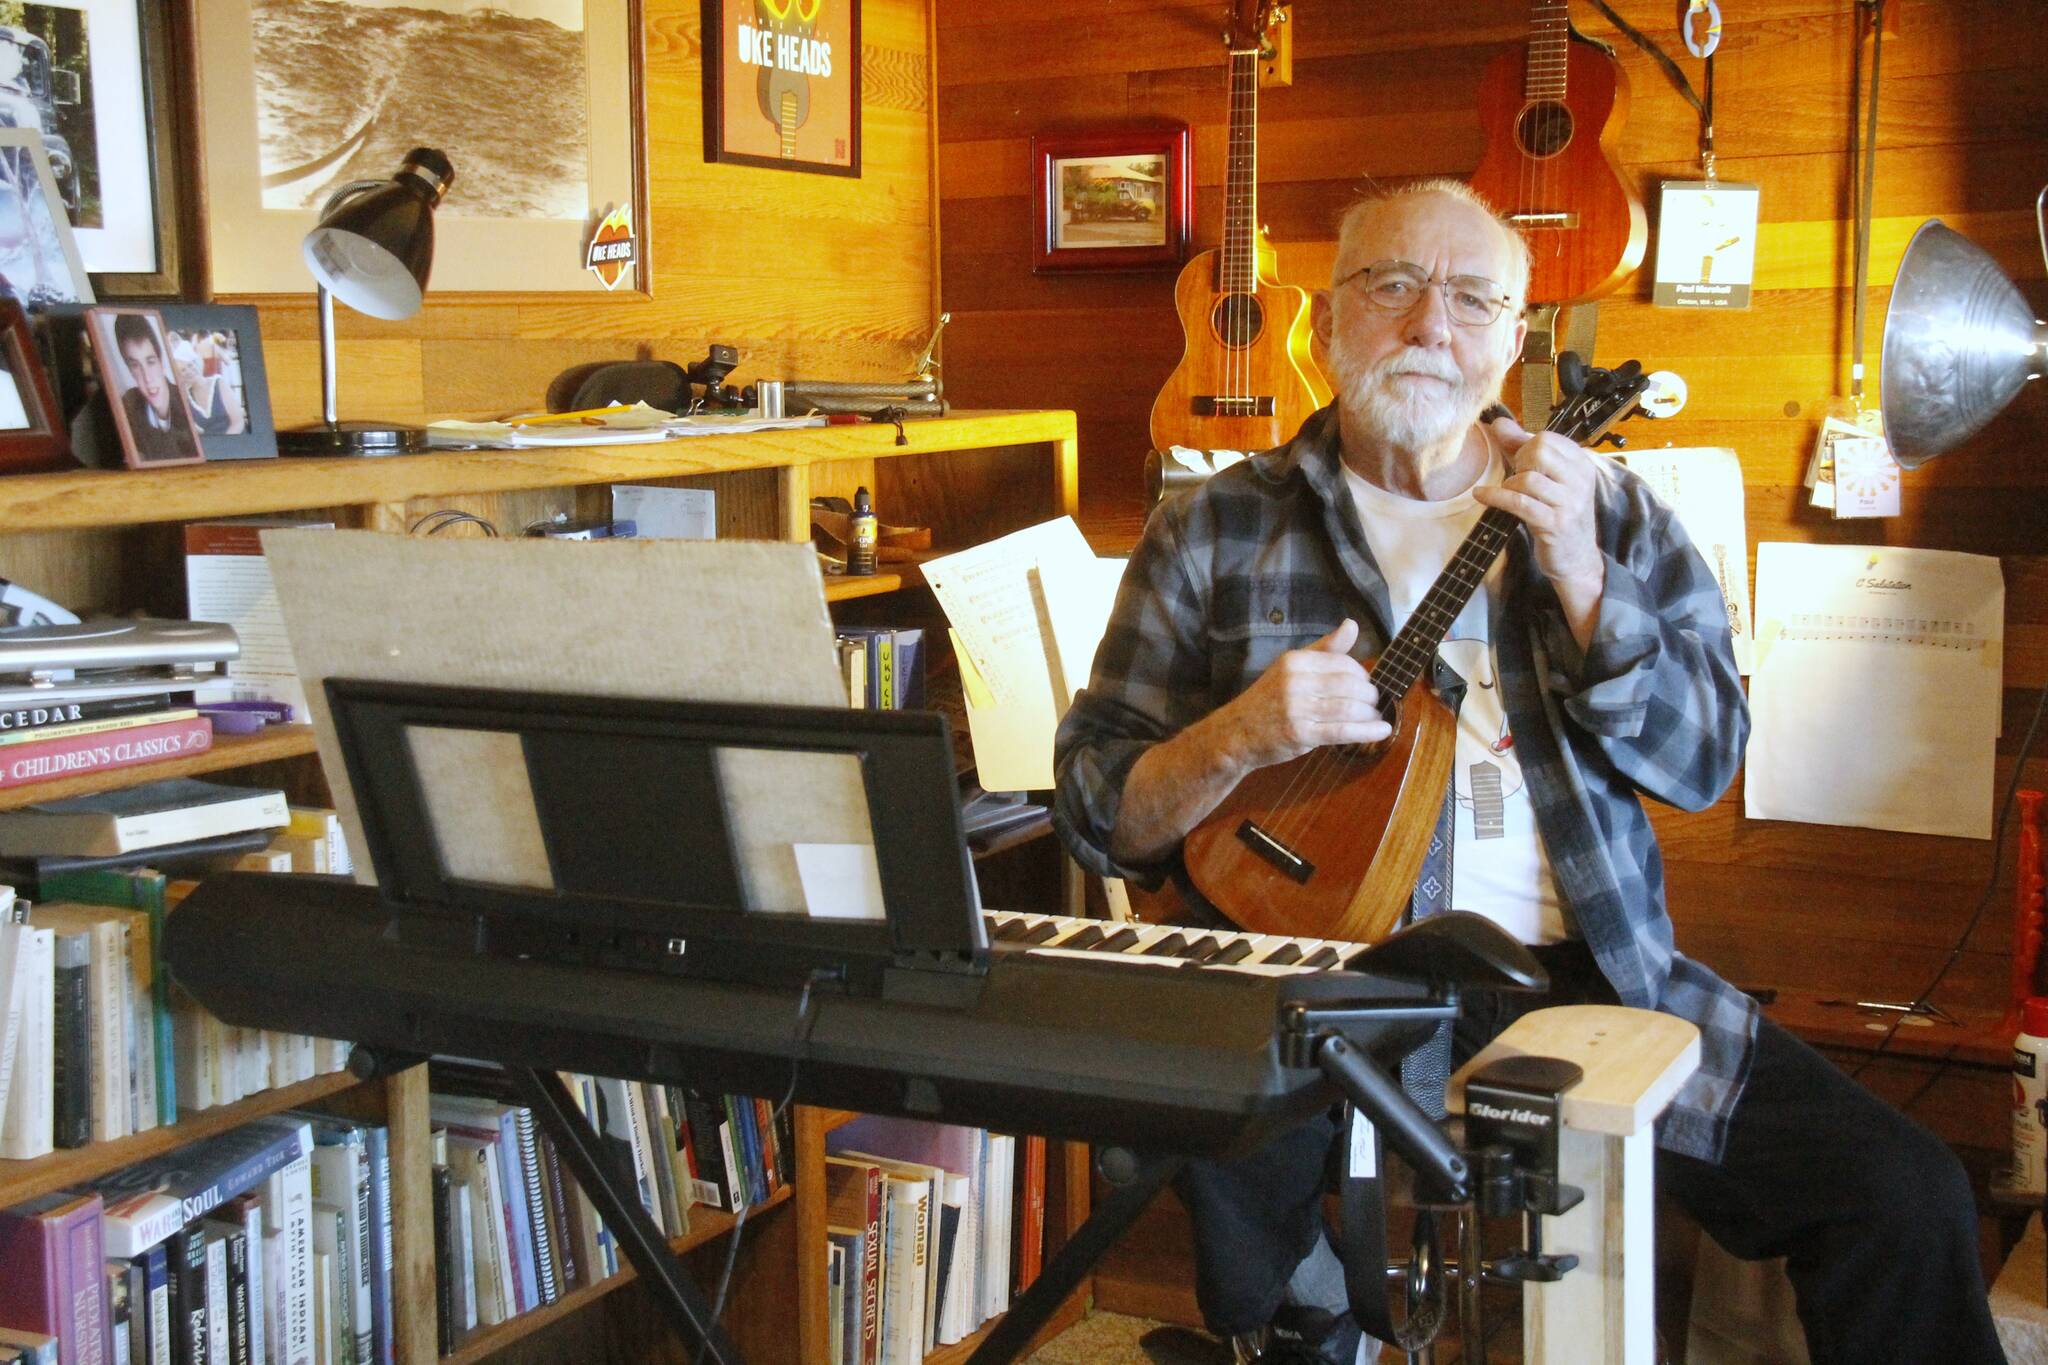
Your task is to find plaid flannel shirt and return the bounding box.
[1053,407,1757,1162]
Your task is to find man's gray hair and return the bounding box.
[1332,179,1532,307]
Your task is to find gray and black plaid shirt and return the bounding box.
[1053,407,1757,1162]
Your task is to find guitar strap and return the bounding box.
[1517,302,1602,428]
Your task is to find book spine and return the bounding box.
[258,1152,313,1365]
[0,709,199,750]
[49,931,89,1148]
[363,1127,393,1365]
[221,1228,250,1365]
[681,1092,732,1211]
[0,718,213,791]
[124,914,155,1136]
[0,926,54,1159]
[229,1199,262,1365]
[0,920,24,1136]
[171,1225,206,1365]
[860,1169,882,1365]
[0,695,183,735]
[86,921,125,1143]
[429,1168,453,1357]
[138,1244,170,1365]
[538,1134,576,1291]
[60,1196,110,1365]
[202,1237,226,1365]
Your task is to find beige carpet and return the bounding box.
[1025,1312,1232,1364]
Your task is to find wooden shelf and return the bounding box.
[0,1069,361,1208]
[823,568,910,602]
[439,1183,794,1365]
[0,724,319,811]
[0,411,1078,533]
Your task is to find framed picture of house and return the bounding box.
[701,0,859,177]
[191,0,649,297]
[1031,123,1191,274]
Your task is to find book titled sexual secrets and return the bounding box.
[0,778,289,857]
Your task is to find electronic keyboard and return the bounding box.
[165,875,1536,1161]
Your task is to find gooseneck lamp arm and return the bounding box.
[311,180,385,432]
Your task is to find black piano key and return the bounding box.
[1300,947,1340,969]
[1141,933,1188,956]
[1207,939,1256,965]
[1022,921,1063,944]
[991,918,1033,942]
[1179,936,1221,960]
[1259,942,1304,966]
[1099,928,1141,952]
[1059,924,1107,950]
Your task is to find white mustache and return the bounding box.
[1367,349,1463,385]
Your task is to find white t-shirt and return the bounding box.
[1343,442,1569,945]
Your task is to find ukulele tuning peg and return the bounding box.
[1556,351,1590,397]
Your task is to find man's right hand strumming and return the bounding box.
[1108,619,1392,865]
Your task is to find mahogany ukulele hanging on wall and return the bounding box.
[1178,360,1680,945]
[1148,0,1329,456]
[1467,0,1647,305]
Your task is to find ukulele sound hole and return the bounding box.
[1516,100,1575,158]
[1211,292,1266,348]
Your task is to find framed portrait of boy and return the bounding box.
[85,305,203,467]
[154,304,277,460]
[0,301,70,472]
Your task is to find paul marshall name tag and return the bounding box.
[1653,181,1761,309]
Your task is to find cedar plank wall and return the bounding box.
[937,0,2047,1328]
[241,0,939,430]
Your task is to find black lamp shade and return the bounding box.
[300,148,454,322]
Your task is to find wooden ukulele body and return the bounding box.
[1181,674,1457,943]
[1148,236,1330,456]
[1468,27,1646,304]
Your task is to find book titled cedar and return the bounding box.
[0,715,213,791]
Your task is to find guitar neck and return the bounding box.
[1222,45,1260,295]
[1525,0,1570,103]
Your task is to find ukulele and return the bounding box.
[1178,358,1679,944]
[1467,0,1647,305]
[755,0,818,159]
[1148,0,1329,456]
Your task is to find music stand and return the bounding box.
[324,677,994,1363]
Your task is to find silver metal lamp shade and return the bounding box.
[1880,218,2048,468]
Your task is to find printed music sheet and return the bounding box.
[1616,447,1753,672]
[1744,543,2003,839]
[923,517,1116,792]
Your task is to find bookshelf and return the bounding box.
[0,409,1085,1365]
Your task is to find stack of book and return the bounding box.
[0,696,212,795]
[0,1110,390,1365]
[834,628,927,711]
[825,1117,1047,1365]
[0,864,350,1162]
[427,1071,791,1354]
[0,778,292,886]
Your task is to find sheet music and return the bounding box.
[1617,447,1754,672]
[923,517,1109,792]
[1744,543,2003,839]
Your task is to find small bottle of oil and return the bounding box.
[848,486,878,576]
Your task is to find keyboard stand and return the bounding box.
[503,1066,748,1365]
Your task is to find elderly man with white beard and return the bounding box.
[1052,181,2003,1365]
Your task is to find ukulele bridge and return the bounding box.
[1192,396,1278,417]
[1236,820,1315,884]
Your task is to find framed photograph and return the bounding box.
[7,0,182,291]
[154,303,275,460]
[702,0,859,177]
[194,0,649,297]
[0,301,70,471]
[0,129,93,306]
[1031,123,1191,274]
[84,304,202,466]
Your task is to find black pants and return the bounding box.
[1175,943,2007,1364]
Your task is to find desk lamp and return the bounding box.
[278,148,455,457]
[1879,186,2047,466]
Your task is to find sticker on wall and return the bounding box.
[584,205,637,290]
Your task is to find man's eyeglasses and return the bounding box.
[1335,260,1519,327]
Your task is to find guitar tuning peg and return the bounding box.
[1597,433,1629,450]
